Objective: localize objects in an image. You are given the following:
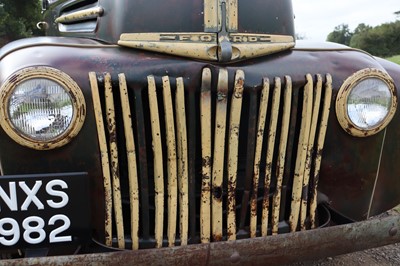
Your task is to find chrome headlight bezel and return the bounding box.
[336,68,397,137]
[0,67,86,150]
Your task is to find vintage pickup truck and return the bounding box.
[1,0,400,264]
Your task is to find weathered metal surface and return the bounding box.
[55,6,104,24]
[147,76,165,248]
[300,74,322,231]
[289,74,313,232]
[200,68,212,243]
[226,70,244,240]
[104,73,125,249]
[252,78,269,238]
[212,69,228,241]
[118,74,140,249]
[175,77,189,246]
[2,38,400,253]
[335,68,397,137]
[310,74,333,228]
[162,76,178,247]
[89,72,112,246]
[44,0,296,47]
[4,214,400,265]
[0,67,86,150]
[271,76,292,235]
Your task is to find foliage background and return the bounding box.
[327,19,400,57]
[0,0,43,47]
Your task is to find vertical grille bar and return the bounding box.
[118,74,140,250]
[310,74,333,228]
[162,76,178,247]
[200,68,212,243]
[176,77,189,245]
[300,75,322,231]
[271,76,292,235]
[147,76,165,248]
[104,73,125,249]
[264,77,284,236]
[289,74,314,232]
[89,72,113,247]
[227,70,245,241]
[251,78,269,238]
[212,68,228,241]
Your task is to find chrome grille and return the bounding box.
[89,69,332,249]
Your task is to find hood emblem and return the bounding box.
[118,0,295,62]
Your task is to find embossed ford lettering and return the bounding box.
[160,34,216,42]
[158,34,273,43]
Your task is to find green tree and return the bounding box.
[0,0,43,46]
[326,24,353,46]
[350,21,400,57]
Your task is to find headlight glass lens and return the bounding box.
[347,78,392,130]
[8,78,73,141]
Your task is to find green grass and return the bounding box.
[386,55,400,65]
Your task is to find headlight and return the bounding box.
[0,67,86,150]
[336,68,397,137]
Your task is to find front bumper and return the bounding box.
[3,210,400,265]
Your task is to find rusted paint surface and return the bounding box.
[227,70,244,240]
[104,73,125,249]
[2,38,400,255]
[176,77,189,246]
[118,74,140,249]
[162,76,178,247]
[55,6,104,23]
[212,68,228,241]
[4,214,400,265]
[271,76,292,235]
[89,72,113,246]
[147,76,165,248]
[310,74,333,228]
[252,78,269,237]
[289,74,313,232]
[300,74,322,231]
[200,68,212,243]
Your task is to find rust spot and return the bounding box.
[202,156,212,168]
[217,91,226,102]
[213,187,223,201]
[213,233,223,242]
